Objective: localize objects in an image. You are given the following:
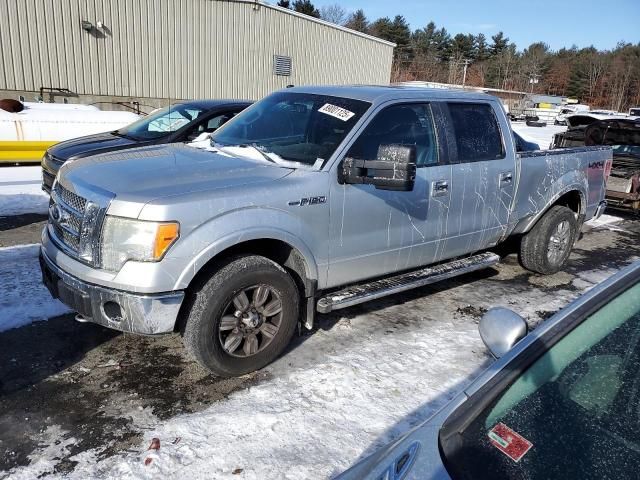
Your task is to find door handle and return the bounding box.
[432,180,449,197]
[499,171,513,187]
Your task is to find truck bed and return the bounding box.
[512,146,612,232]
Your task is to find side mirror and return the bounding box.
[479,307,528,359]
[341,144,417,191]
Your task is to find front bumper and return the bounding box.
[40,247,184,334]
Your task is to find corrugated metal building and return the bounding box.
[0,0,394,110]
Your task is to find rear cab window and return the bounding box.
[447,102,505,162]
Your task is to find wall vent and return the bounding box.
[273,55,292,76]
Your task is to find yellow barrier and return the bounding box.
[0,141,58,163]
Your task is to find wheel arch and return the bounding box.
[176,229,319,296]
[513,187,586,235]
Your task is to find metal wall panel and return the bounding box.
[0,0,394,101]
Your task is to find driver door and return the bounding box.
[326,102,454,288]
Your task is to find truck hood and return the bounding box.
[59,144,293,216]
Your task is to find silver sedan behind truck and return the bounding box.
[40,85,611,377]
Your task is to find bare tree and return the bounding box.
[319,4,347,25]
[585,52,609,100]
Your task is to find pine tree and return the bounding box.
[490,32,509,57]
[412,21,438,58]
[475,33,488,61]
[567,63,588,100]
[344,9,368,33]
[292,0,320,18]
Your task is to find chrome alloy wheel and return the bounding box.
[218,285,283,358]
[547,220,572,265]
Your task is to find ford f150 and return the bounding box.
[40,86,611,376]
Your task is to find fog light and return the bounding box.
[103,301,124,322]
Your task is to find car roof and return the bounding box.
[282,84,497,104]
[174,99,253,109]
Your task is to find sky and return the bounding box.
[316,0,640,51]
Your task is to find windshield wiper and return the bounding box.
[213,142,280,164]
[241,143,278,164]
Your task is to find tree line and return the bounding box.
[275,1,640,112]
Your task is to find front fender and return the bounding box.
[168,208,322,291]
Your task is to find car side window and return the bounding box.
[184,112,238,141]
[347,103,438,167]
[447,103,505,162]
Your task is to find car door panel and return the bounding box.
[326,102,462,288]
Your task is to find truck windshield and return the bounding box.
[116,104,206,140]
[441,281,640,479]
[211,92,371,166]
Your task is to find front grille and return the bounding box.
[53,224,80,251]
[50,183,88,255]
[56,183,87,213]
[42,170,55,192]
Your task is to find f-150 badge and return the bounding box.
[288,196,327,206]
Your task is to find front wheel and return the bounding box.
[182,255,300,377]
[519,205,578,275]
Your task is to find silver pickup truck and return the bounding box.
[40,86,610,376]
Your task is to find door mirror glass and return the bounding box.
[341,144,417,191]
[479,307,528,358]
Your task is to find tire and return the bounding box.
[519,205,578,275]
[182,255,300,377]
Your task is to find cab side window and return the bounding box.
[447,103,505,162]
[347,104,438,167]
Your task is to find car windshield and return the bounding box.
[211,91,371,167]
[117,104,207,140]
[442,280,640,479]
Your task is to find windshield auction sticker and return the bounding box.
[488,423,533,462]
[318,103,355,121]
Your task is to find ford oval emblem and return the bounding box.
[50,203,62,222]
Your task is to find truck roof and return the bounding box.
[284,84,497,104]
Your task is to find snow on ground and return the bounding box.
[5,228,627,479]
[0,166,48,216]
[0,244,69,332]
[511,122,567,150]
[586,213,631,232]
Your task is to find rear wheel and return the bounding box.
[519,205,578,274]
[182,255,299,377]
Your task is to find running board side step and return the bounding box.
[316,252,500,314]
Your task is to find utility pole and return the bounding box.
[462,59,472,87]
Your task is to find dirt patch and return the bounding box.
[535,310,558,320]
[455,305,488,319]
[0,213,47,247]
[0,316,265,473]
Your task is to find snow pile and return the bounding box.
[0,166,49,216]
[511,123,567,150]
[585,213,627,232]
[0,244,69,332]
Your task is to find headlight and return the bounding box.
[100,216,179,271]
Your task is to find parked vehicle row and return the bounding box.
[40,85,610,377]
